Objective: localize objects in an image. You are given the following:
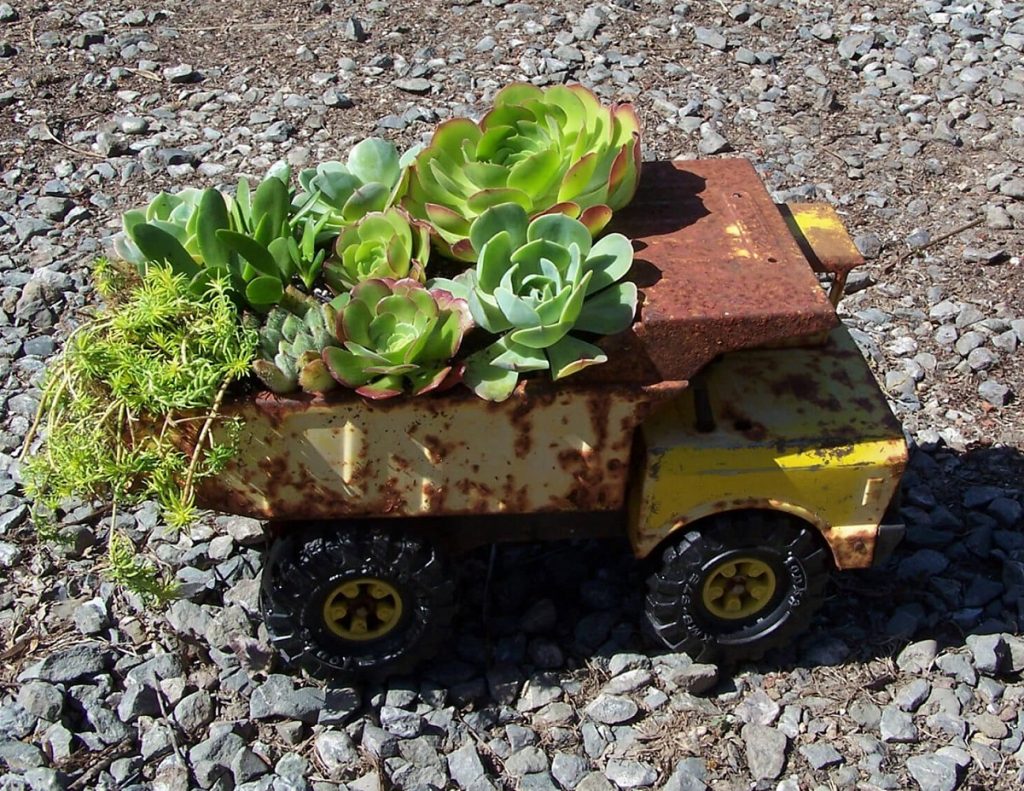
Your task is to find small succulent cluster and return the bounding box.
[252,301,343,395]
[109,83,643,403]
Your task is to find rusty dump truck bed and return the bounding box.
[601,158,839,383]
[197,159,850,521]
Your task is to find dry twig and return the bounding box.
[884,216,984,273]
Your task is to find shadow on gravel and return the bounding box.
[418,442,1024,687]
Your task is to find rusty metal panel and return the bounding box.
[195,380,685,521]
[606,159,838,382]
[628,326,908,568]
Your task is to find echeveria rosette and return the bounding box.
[292,139,417,239]
[403,83,641,261]
[323,209,430,293]
[252,300,346,395]
[323,278,472,400]
[442,204,638,402]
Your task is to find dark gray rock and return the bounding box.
[249,675,324,724]
[505,746,548,777]
[798,742,844,770]
[0,740,45,770]
[897,640,939,673]
[379,705,423,738]
[163,64,202,83]
[315,731,358,776]
[447,742,487,789]
[174,690,214,733]
[18,643,112,683]
[694,27,727,51]
[604,758,657,788]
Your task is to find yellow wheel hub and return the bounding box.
[701,557,777,620]
[322,578,403,641]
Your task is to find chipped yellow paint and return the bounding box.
[629,326,907,568]
[788,203,847,235]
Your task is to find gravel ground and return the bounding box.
[1,1,1023,790]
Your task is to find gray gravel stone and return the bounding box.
[898,640,939,673]
[18,643,111,683]
[978,380,1011,405]
[163,64,201,83]
[17,682,62,722]
[249,675,325,724]
[585,694,638,725]
[741,724,787,780]
[694,27,727,51]
[906,753,959,791]
[447,742,487,789]
[379,705,423,737]
[603,758,657,788]
[505,746,548,777]
[735,689,781,725]
[661,757,708,791]
[799,742,844,769]
[551,752,589,789]
[173,690,214,733]
[880,706,919,743]
[315,731,358,775]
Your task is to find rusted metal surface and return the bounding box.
[195,379,685,520]
[629,325,908,568]
[606,159,837,382]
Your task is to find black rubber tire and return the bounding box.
[260,523,456,680]
[643,511,831,663]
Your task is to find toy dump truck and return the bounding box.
[197,159,908,678]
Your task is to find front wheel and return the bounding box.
[261,523,456,679]
[643,511,831,662]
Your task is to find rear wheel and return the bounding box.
[643,511,831,662]
[261,523,456,679]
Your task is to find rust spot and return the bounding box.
[829,524,877,569]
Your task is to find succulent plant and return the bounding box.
[291,139,415,238]
[402,83,641,261]
[323,209,430,294]
[434,203,637,401]
[252,300,346,395]
[113,166,332,312]
[323,278,471,400]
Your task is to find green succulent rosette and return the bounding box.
[323,209,430,293]
[252,300,345,395]
[434,203,638,402]
[323,278,472,400]
[403,83,641,261]
[292,139,416,238]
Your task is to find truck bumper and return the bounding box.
[872,521,906,567]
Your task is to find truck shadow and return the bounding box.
[421,442,1023,690]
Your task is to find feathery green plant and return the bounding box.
[22,260,257,602]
